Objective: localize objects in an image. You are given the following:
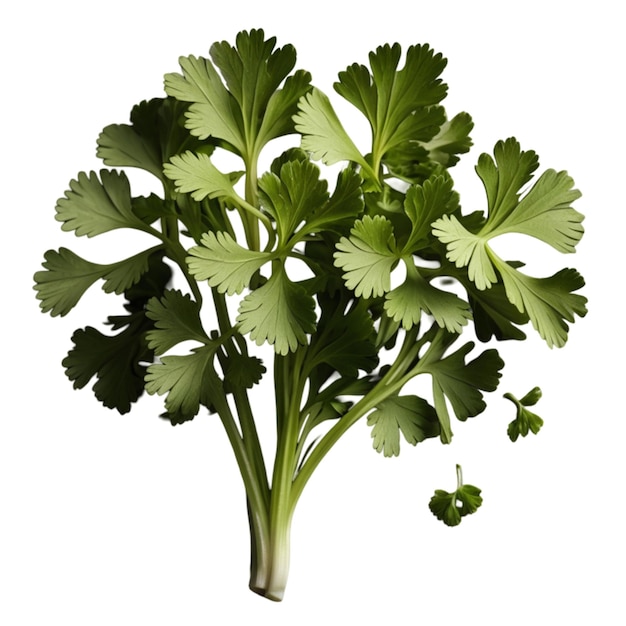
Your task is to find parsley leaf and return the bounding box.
[165,29,311,159]
[259,159,329,245]
[62,253,171,414]
[236,263,316,355]
[334,43,447,172]
[34,246,163,317]
[164,54,244,152]
[334,215,398,298]
[97,97,206,181]
[163,151,239,202]
[367,395,440,457]
[145,345,221,419]
[384,261,471,333]
[145,289,208,355]
[401,174,459,252]
[222,352,266,392]
[186,231,271,295]
[429,465,483,526]
[420,111,474,168]
[422,338,504,442]
[495,263,587,348]
[432,138,587,347]
[504,386,544,442]
[293,88,376,182]
[210,29,311,151]
[307,292,378,377]
[55,170,155,237]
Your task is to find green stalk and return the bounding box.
[210,393,271,595]
[259,349,307,600]
[291,326,444,506]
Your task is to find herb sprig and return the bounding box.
[34,29,586,601]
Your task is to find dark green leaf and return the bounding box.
[55,170,153,237]
[504,387,544,442]
[367,395,439,457]
[145,345,222,419]
[145,289,208,355]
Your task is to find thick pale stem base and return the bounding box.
[248,515,292,602]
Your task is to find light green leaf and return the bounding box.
[163,151,238,202]
[145,289,208,355]
[431,214,497,290]
[55,170,150,237]
[164,54,244,152]
[258,69,312,145]
[334,215,398,298]
[432,138,584,289]
[187,231,271,294]
[402,174,458,251]
[496,263,587,348]
[384,262,471,332]
[367,395,439,457]
[474,137,539,227]
[145,344,221,419]
[495,168,584,252]
[34,248,105,317]
[210,29,311,150]
[431,140,588,348]
[236,264,316,355]
[334,43,447,163]
[293,89,372,174]
[421,111,474,167]
[34,247,161,317]
[259,159,329,245]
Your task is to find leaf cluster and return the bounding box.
[33,29,588,597]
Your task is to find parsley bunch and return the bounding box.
[34,29,586,601]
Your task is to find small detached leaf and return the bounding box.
[429,464,483,526]
[504,387,544,442]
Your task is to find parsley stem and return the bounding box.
[292,325,424,505]
[211,393,271,588]
[263,349,307,600]
[212,289,270,502]
[456,464,463,490]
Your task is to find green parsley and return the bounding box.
[34,29,586,601]
[429,464,483,526]
[504,387,545,442]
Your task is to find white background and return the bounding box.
[2,1,624,624]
